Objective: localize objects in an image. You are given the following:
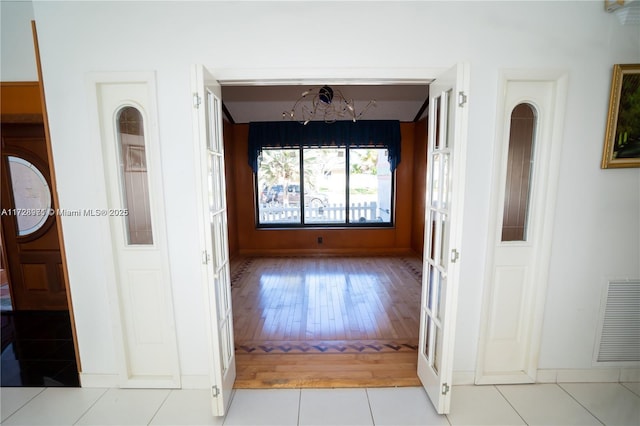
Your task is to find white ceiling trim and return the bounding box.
[218,78,435,86]
[210,67,444,86]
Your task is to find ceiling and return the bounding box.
[220,84,430,124]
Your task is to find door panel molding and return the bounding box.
[475,70,568,384]
[89,72,181,388]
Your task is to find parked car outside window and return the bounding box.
[260,184,327,209]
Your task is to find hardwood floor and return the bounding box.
[231,256,423,388]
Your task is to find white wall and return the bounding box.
[1,0,37,81]
[11,0,637,380]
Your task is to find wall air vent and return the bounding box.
[594,279,640,365]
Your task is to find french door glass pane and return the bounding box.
[441,154,450,209]
[427,264,438,312]
[431,154,441,208]
[434,323,444,374]
[439,213,448,267]
[429,212,437,262]
[434,96,442,149]
[437,272,446,322]
[424,315,431,359]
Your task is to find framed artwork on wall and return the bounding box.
[601,64,640,169]
[604,0,626,12]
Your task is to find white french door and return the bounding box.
[191,64,236,416]
[417,63,470,414]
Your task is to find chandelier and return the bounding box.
[282,85,376,125]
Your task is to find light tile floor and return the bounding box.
[1,383,639,425]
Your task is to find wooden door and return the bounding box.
[0,123,66,311]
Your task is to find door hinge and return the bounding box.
[450,249,460,263]
[442,383,450,395]
[212,385,220,398]
[193,93,202,109]
[457,91,467,107]
[202,250,211,265]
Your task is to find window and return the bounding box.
[501,103,536,242]
[256,147,394,227]
[249,120,400,228]
[117,106,154,245]
[7,156,52,236]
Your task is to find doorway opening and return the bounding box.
[219,82,431,388]
[196,65,468,415]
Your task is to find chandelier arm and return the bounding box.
[283,86,374,124]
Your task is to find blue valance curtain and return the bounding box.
[248,120,401,173]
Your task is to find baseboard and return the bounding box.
[539,367,640,383]
[81,368,640,389]
[119,375,181,389]
[620,368,640,382]
[452,371,475,385]
[237,248,417,257]
[180,375,210,389]
[79,373,184,388]
[457,367,640,386]
[79,373,119,388]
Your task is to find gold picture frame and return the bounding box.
[604,0,626,12]
[601,64,640,169]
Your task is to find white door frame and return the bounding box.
[195,65,470,416]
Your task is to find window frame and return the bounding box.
[254,145,396,229]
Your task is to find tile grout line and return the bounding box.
[364,388,376,426]
[444,404,453,426]
[297,388,302,426]
[72,387,110,425]
[620,382,640,398]
[223,387,239,425]
[1,387,47,423]
[146,388,173,425]
[556,383,605,426]
[493,385,530,426]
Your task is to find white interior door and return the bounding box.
[96,75,181,388]
[191,64,236,416]
[417,63,469,414]
[475,74,567,384]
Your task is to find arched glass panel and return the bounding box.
[7,156,52,236]
[117,106,154,245]
[502,103,536,242]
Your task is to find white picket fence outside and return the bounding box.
[259,201,379,224]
